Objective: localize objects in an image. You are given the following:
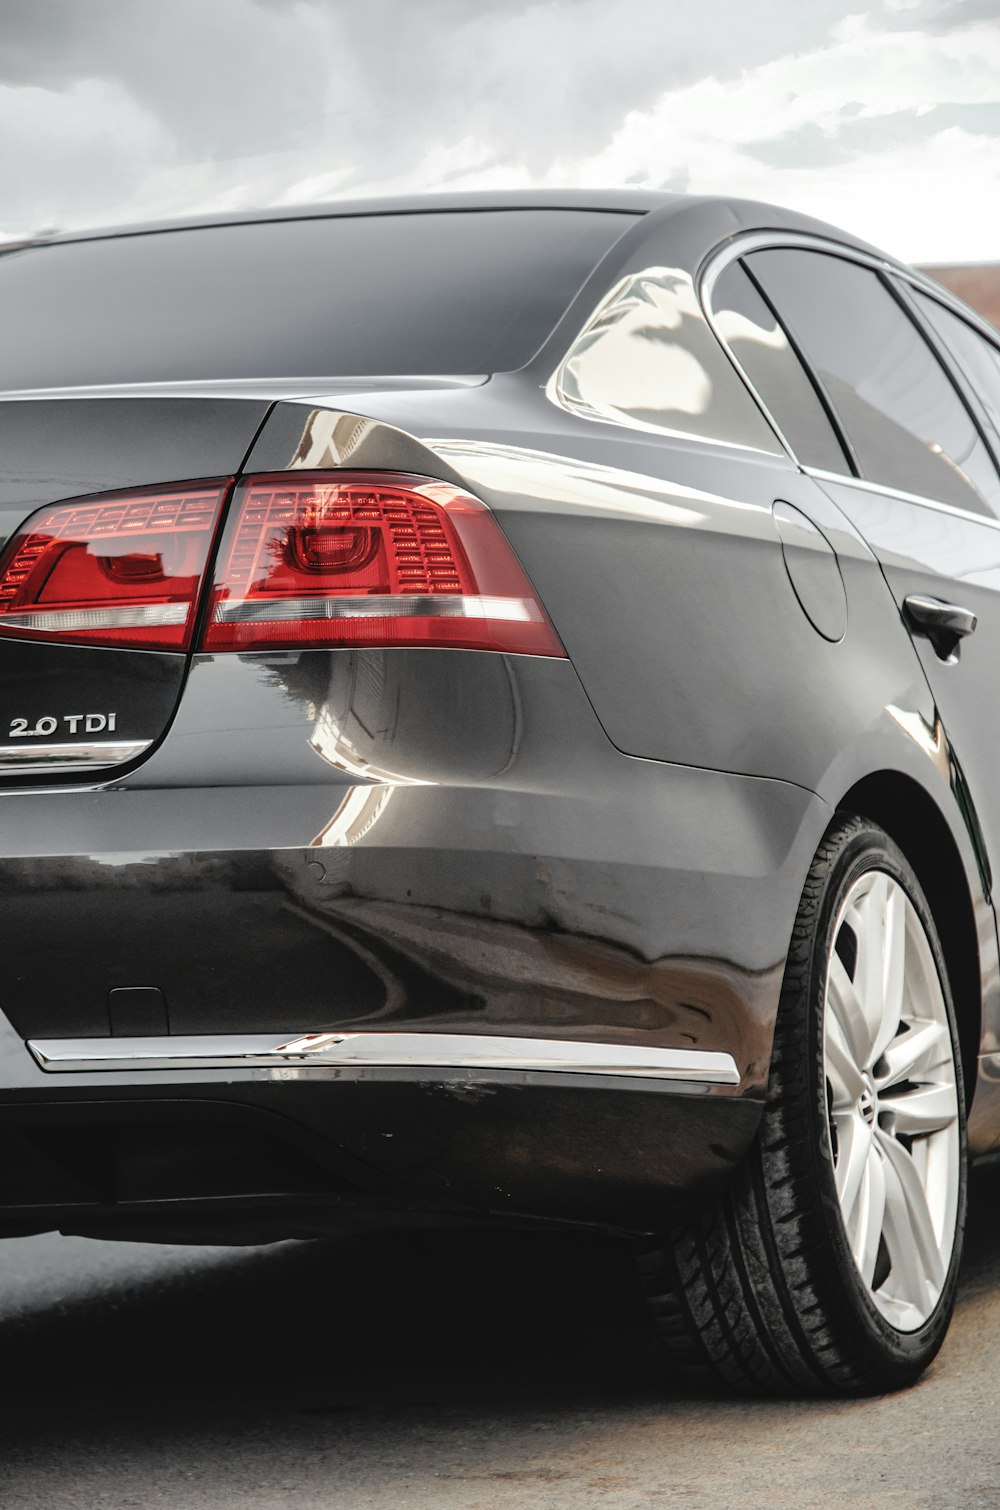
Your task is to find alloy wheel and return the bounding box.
[824,868,960,1332]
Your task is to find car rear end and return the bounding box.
[0,200,822,1244]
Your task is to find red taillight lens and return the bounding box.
[200,472,565,656]
[0,480,230,650]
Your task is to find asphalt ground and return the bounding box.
[2,1167,1000,1510]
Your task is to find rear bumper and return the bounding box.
[0,1019,761,1238]
[0,648,831,1233]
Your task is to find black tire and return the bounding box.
[638,814,968,1396]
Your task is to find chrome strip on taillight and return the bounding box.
[212,594,539,624]
[25,1030,741,1085]
[0,603,189,634]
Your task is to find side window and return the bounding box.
[912,288,1000,447]
[747,248,1000,517]
[710,260,848,473]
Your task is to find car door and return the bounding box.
[739,244,1000,880]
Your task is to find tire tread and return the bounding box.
[637,814,968,1397]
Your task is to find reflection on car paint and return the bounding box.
[310,785,396,846]
[545,265,783,454]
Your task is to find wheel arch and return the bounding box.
[836,769,981,1110]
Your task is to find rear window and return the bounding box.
[0,210,635,391]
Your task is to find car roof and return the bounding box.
[12,187,989,344]
[1,186,899,266]
[9,187,907,278]
[18,189,673,249]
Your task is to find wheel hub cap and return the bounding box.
[858,1079,876,1125]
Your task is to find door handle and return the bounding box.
[903,594,977,662]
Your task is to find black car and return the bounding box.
[2,188,999,1396]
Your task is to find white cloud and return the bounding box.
[454,10,1000,261]
[734,126,1000,262]
[0,79,172,237]
[0,3,996,261]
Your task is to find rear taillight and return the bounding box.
[0,472,564,660]
[0,480,230,650]
[200,472,565,656]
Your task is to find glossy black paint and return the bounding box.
[0,211,637,390]
[0,397,268,514]
[2,190,1000,1239]
[0,640,184,781]
[0,1074,761,1238]
[0,649,824,1075]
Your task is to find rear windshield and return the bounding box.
[0,209,636,390]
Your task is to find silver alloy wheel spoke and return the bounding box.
[875,879,907,1062]
[880,1082,958,1138]
[880,1020,951,1088]
[835,1112,873,1217]
[825,1012,866,1108]
[852,878,889,1059]
[852,1142,887,1286]
[879,1131,945,1299]
[828,954,872,1068]
[823,868,959,1331]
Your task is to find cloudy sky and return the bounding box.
[1,0,998,261]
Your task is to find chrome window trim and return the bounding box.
[26,1030,742,1085]
[699,229,1000,524]
[0,738,151,773]
[699,243,819,464]
[894,272,1000,359]
[801,467,1000,532]
[901,278,1000,480]
[700,229,1000,374]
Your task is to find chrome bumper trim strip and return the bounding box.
[26,1031,741,1084]
[0,738,152,773]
